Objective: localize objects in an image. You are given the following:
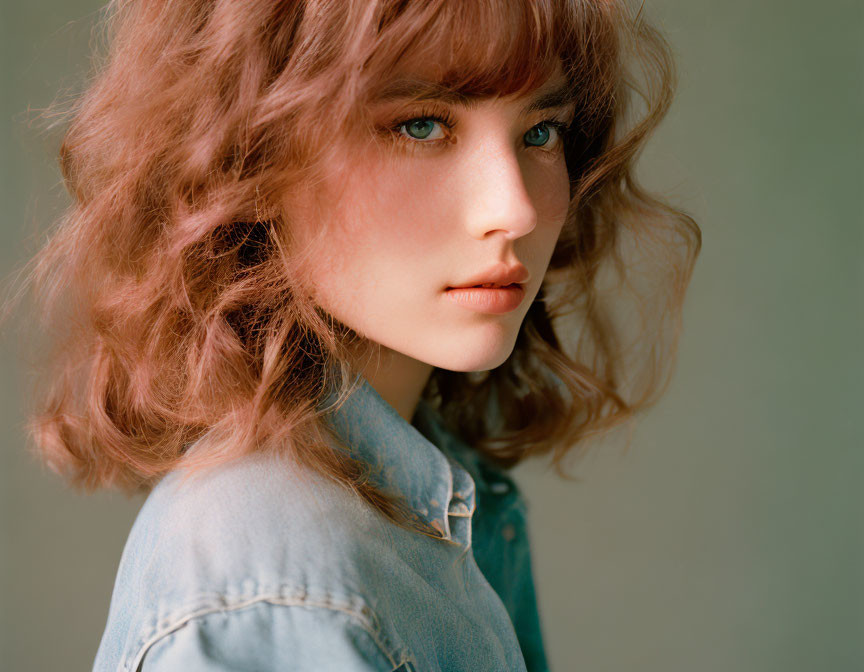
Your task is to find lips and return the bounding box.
[444,283,525,314]
[448,263,530,289]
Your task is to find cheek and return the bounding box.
[307,167,447,316]
[356,166,446,251]
[528,160,572,221]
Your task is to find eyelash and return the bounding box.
[386,105,573,152]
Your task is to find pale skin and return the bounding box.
[289,68,576,423]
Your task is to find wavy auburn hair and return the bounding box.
[6,0,700,538]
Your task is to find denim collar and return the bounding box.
[319,372,476,548]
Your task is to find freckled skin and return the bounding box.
[286,73,572,420]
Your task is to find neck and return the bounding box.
[349,344,434,424]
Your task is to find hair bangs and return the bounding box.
[361,0,566,106]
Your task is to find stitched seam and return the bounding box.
[124,595,402,672]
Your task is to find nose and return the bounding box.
[461,141,538,242]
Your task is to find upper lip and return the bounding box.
[447,262,530,288]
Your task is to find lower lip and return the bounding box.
[444,284,525,314]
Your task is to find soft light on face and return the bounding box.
[288,72,575,377]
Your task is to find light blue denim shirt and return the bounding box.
[92,373,549,671]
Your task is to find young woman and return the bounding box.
[10,0,700,669]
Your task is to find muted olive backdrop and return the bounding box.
[2,2,861,670]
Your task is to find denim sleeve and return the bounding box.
[138,600,396,671]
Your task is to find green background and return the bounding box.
[2,1,861,670]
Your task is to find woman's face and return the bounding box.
[288,70,575,384]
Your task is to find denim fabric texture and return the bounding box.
[92,372,549,671]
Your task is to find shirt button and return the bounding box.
[490,481,510,495]
[501,523,516,541]
[448,501,471,516]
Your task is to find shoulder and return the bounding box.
[94,448,405,672]
[133,447,394,593]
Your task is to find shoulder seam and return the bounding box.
[125,595,403,672]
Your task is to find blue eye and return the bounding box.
[401,118,446,141]
[525,121,570,147]
[392,111,455,143]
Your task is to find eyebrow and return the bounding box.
[372,78,577,114]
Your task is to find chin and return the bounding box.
[428,341,516,373]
